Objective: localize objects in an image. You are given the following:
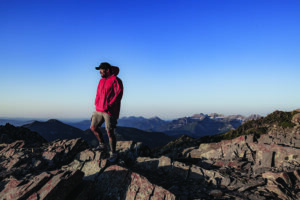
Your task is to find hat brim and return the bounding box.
[95,67,101,70]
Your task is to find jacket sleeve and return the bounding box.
[107,78,123,107]
[94,81,101,106]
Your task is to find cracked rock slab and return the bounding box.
[95,165,176,200]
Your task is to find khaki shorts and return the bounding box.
[91,111,117,131]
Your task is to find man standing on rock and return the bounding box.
[90,62,123,162]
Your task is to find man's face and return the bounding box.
[100,69,107,78]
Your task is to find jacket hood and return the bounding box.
[111,66,119,76]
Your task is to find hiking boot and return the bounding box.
[95,143,107,151]
[108,152,118,163]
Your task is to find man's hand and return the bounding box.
[104,105,110,112]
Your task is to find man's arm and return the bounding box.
[94,80,101,106]
[107,78,123,108]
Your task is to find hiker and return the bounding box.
[90,62,123,162]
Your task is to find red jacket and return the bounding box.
[95,67,123,118]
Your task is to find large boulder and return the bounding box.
[42,138,89,167]
[116,140,151,163]
[94,165,176,200]
[252,143,300,170]
[183,135,255,161]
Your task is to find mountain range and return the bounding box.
[0,113,262,148]
[21,119,173,148]
[67,113,261,138]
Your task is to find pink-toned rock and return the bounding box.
[237,178,265,192]
[184,135,255,161]
[171,161,190,180]
[100,158,108,169]
[185,143,221,160]
[151,186,175,200]
[62,159,84,171]
[189,164,205,180]
[95,165,129,199]
[221,136,254,160]
[158,156,172,172]
[136,157,159,171]
[2,157,20,171]
[214,159,248,170]
[34,170,84,200]
[76,149,95,162]
[181,146,197,157]
[201,167,231,187]
[259,125,300,148]
[0,140,25,157]
[0,172,52,200]
[158,156,171,166]
[264,185,290,200]
[198,143,223,159]
[41,138,89,167]
[95,165,176,200]
[255,150,274,168]
[183,128,300,173]
[262,171,292,187]
[94,150,102,160]
[42,151,57,165]
[261,171,295,200]
[116,141,151,162]
[127,172,155,199]
[252,143,300,168]
[258,134,273,144]
[81,160,101,181]
[0,178,22,199]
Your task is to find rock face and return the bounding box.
[0,133,173,200]
[1,110,300,200]
[183,122,300,199]
[95,165,175,200]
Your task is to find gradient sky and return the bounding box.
[1,0,300,120]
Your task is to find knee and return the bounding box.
[90,126,97,132]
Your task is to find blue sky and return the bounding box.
[0,0,299,120]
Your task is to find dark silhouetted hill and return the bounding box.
[22,119,172,148]
[22,119,86,142]
[0,123,47,147]
[84,126,173,148]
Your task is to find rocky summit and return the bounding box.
[0,110,300,199]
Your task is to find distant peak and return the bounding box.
[46,119,62,123]
[149,116,162,120]
[28,120,42,125]
[208,113,225,118]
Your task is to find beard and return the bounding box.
[100,73,107,78]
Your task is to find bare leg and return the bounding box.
[90,126,105,144]
[107,129,116,153]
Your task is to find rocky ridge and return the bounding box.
[0,109,300,199]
